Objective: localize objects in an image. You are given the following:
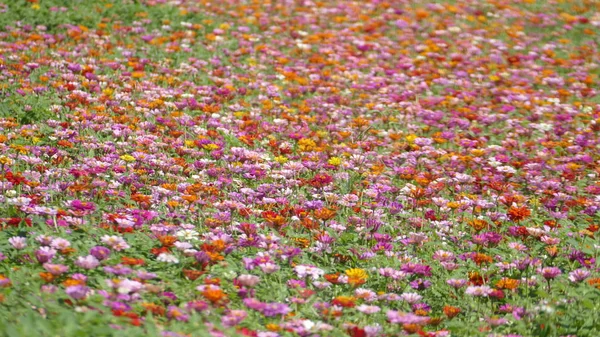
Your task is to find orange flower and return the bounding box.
[468,219,489,231]
[39,272,55,283]
[345,268,368,287]
[121,257,145,266]
[182,269,204,281]
[157,235,177,247]
[507,206,531,222]
[331,296,356,308]
[314,207,336,221]
[141,302,165,316]
[443,305,461,318]
[63,279,85,287]
[202,287,227,304]
[496,278,519,290]
[473,253,493,265]
[587,278,600,289]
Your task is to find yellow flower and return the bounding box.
[274,156,288,164]
[345,268,368,286]
[298,138,317,152]
[120,155,136,162]
[0,156,12,165]
[202,143,219,151]
[405,134,417,144]
[328,157,342,166]
[184,140,195,148]
[265,324,280,332]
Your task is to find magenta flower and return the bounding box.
[539,267,562,280]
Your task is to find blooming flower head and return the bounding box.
[43,263,69,276]
[66,285,89,300]
[386,310,429,325]
[465,285,493,297]
[568,269,590,283]
[100,235,129,251]
[75,255,100,269]
[293,264,324,280]
[157,253,179,264]
[539,267,562,280]
[345,268,368,287]
[237,274,260,287]
[8,237,27,250]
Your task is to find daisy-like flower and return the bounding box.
[345,268,368,287]
[175,229,199,241]
[101,235,129,251]
[8,237,27,250]
[157,253,179,264]
[465,285,493,297]
[294,264,325,280]
[356,304,381,314]
[568,269,591,283]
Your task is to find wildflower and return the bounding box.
[332,296,356,308]
[100,236,129,251]
[222,310,247,327]
[43,263,69,276]
[237,274,260,287]
[294,265,325,280]
[75,255,100,269]
[328,157,342,166]
[496,278,520,290]
[157,253,179,264]
[345,268,368,287]
[65,285,89,300]
[356,304,380,314]
[443,305,461,318]
[539,267,562,280]
[0,275,11,287]
[35,247,57,264]
[120,155,136,162]
[507,206,531,222]
[568,269,590,283]
[166,306,189,322]
[90,246,111,260]
[465,285,493,297]
[386,310,429,325]
[8,237,27,250]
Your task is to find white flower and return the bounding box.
[176,229,199,241]
[157,253,179,264]
[7,197,32,206]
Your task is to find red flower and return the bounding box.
[236,328,257,337]
[347,326,366,337]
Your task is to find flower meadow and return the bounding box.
[1,0,600,336]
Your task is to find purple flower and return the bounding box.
[568,269,590,283]
[90,246,111,261]
[186,300,209,312]
[103,264,133,276]
[166,306,189,322]
[221,310,247,327]
[35,247,57,263]
[194,251,210,264]
[409,279,432,290]
[66,285,89,300]
[261,302,291,317]
[539,267,561,280]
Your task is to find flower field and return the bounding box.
[1,0,600,336]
